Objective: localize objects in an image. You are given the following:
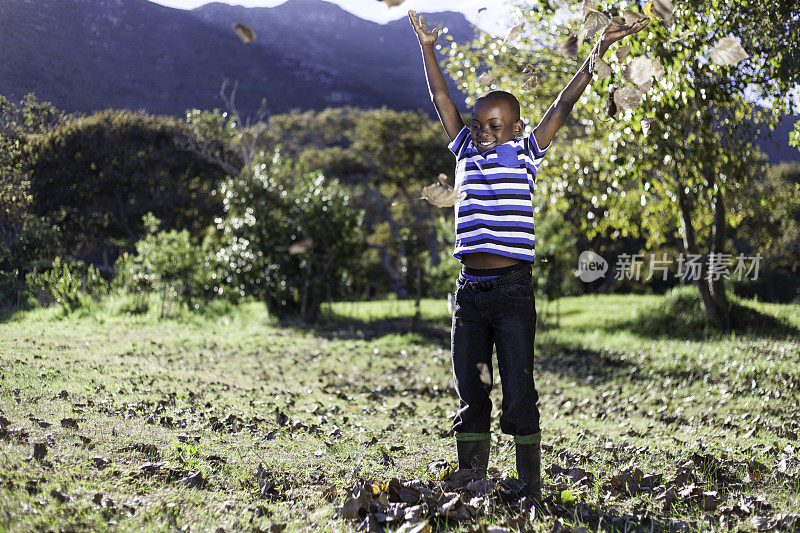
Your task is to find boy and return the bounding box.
[408,10,648,499]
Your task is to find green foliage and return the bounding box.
[791,121,800,151]
[443,1,800,326]
[113,213,231,317]
[26,109,229,252]
[25,256,106,311]
[215,152,365,321]
[532,200,581,299]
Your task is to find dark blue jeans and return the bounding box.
[451,261,540,441]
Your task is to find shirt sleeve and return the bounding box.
[447,125,471,160]
[525,128,551,169]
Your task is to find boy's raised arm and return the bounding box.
[533,19,649,150]
[409,10,465,142]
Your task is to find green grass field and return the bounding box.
[1,293,798,532]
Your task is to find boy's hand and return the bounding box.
[408,10,439,46]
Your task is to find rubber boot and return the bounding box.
[515,442,542,500]
[456,439,490,478]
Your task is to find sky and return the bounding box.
[150,0,513,31]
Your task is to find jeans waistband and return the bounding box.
[458,261,532,292]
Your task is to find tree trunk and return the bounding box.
[366,189,409,298]
[676,185,731,330]
[708,186,731,329]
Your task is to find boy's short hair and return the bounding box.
[475,90,521,122]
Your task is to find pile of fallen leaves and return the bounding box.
[337,462,538,533]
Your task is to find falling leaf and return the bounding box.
[559,33,580,58]
[421,174,466,208]
[288,238,313,255]
[623,9,647,27]
[651,0,674,23]
[641,117,655,136]
[581,10,611,40]
[623,55,660,92]
[476,363,492,386]
[379,0,407,6]
[520,76,538,91]
[613,85,644,113]
[504,22,524,44]
[582,0,599,19]
[521,64,538,75]
[606,85,619,120]
[478,71,493,84]
[593,56,612,79]
[710,37,749,67]
[233,23,256,44]
[616,44,631,63]
[668,29,695,43]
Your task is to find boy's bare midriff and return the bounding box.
[461,252,522,270]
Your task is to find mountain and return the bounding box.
[0,0,474,116]
[0,0,796,162]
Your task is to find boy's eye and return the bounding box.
[492,125,502,129]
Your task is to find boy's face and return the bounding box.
[470,99,524,153]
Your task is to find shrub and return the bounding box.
[215,152,365,322]
[113,213,225,316]
[25,256,106,311]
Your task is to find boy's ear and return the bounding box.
[514,119,524,136]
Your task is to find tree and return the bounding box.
[444,0,800,329]
[214,153,365,322]
[26,109,234,254]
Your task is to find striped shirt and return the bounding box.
[448,125,550,262]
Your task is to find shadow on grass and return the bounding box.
[563,286,800,341]
[534,341,636,383]
[281,312,453,346]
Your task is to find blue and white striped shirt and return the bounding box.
[448,125,550,262]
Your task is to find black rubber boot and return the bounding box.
[515,442,542,500]
[456,439,490,477]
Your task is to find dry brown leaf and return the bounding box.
[233,23,255,44]
[593,56,612,80]
[478,71,493,84]
[421,174,466,208]
[668,29,695,43]
[520,76,538,92]
[521,64,538,75]
[581,10,612,40]
[624,55,658,92]
[504,22,525,44]
[476,363,492,386]
[380,0,407,6]
[641,117,655,136]
[616,44,631,63]
[623,9,647,27]
[288,238,313,255]
[710,37,749,67]
[614,85,644,114]
[559,33,580,58]
[606,85,619,120]
[582,0,599,18]
[651,0,674,23]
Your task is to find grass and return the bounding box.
[0,292,798,532]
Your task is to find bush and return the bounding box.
[215,152,365,321]
[113,213,232,316]
[25,256,106,311]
